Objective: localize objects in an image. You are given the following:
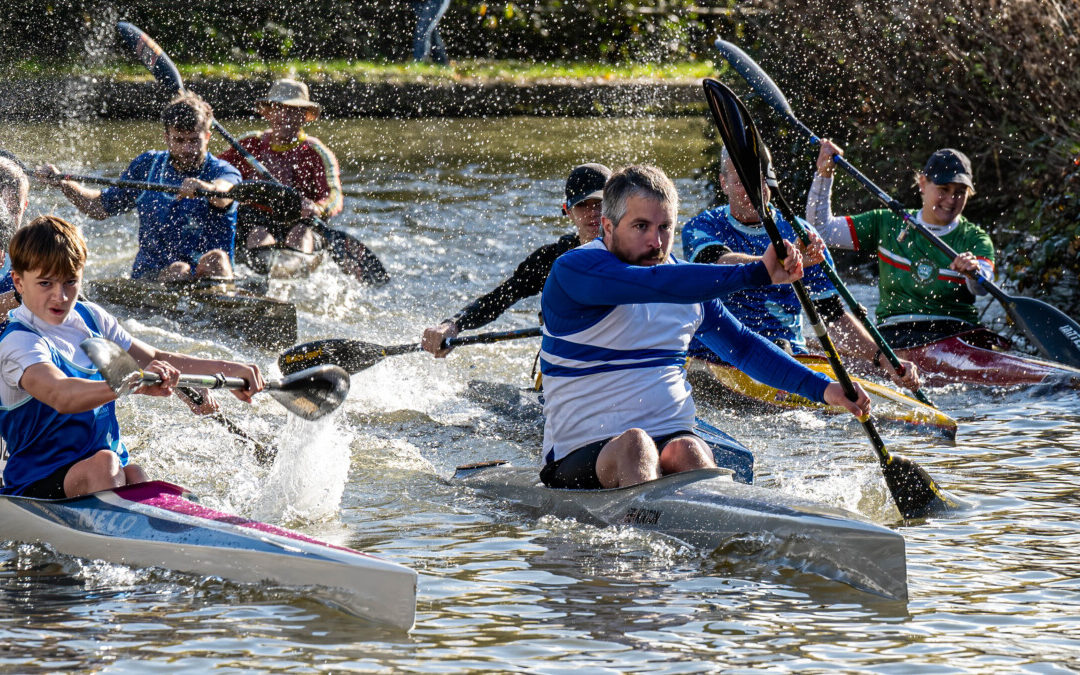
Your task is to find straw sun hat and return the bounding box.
[257,78,321,120]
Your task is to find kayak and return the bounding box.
[892,327,1080,389]
[85,277,298,350]
[455,464,907,600]
[688,356,958,443]
[0,480,417,630]
[454,418,908,601]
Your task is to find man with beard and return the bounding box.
[39,92,241,281]
[421,163,610,357]
[538,165,870,490]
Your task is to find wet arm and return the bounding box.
[19,362,115,414]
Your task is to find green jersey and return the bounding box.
[846,209,994,325]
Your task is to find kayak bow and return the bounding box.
[0,481,417,630]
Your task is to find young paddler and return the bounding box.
[0,216,264,499]
[538,166,870,489]
[421,163,610,357]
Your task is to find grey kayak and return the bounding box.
[453,463,908,601]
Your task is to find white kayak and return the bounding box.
[454,453,907,601]
[0,480,417,630]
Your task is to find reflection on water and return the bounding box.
[2,118,1079,671]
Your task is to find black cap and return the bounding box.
[923,148,974,189]
[564,163,612,209]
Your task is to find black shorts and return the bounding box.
[19,461,75,500]
[539,430,700,490]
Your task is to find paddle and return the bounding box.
[43,171,302,223]
[763,165,937,407]
[81,337,351,422]
[115,21,390,286]
[278,326,542,376]
[176,386,276,465]
[704,79,957,519]
[714,38,1080,370]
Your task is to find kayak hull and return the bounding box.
[689,356,957,443]
[454,464,907,601]
[0,480,417,630]
[896,329,1080,388]
[86,277,298,350]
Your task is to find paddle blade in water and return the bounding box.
[880,453,961,519]
[80,337,143,395]
[268,364,351,421]
[116,23,185,95]
[229,181,303,223]
[1005,296,1080,369]
[278,339,386,375]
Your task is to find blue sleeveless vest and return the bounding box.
[0,302,127,495]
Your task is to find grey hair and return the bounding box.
[602,165,679,228]
[0,156,28,250]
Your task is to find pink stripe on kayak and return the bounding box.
[113,481,372,558]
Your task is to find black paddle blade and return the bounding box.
[320,226,391,286]
[81,337,144,395]
[880,453,962,519]
[704,80,770,214]
[1007,296,1080,369]
[713,39,797,120]
[229,181,303,223]
[116,22,185,95]
[278,339,386,376]
[268,364,351,421]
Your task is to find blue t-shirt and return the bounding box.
[100,151,241,279]
[682,205,838,354]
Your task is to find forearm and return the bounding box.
[716,252,761,264]
[60,181,108,220]
[22,368,115,414]
[698,308,830,403]
[805,174,853,249]
[561,254,771,307]
[206,178,234,210]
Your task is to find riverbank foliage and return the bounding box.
[1,1,722,65]
[716,0,1080,317]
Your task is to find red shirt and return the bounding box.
[219,130,343,219]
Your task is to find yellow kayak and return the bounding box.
[688,356,957,444]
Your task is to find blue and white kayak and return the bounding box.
[0,480,417,630]
[454,421,908,601]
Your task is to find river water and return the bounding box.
[1,118,1078,672]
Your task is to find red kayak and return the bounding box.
[896,327,1080,388]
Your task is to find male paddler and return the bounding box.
[39,92,241,282]
[0,156,29,314]
[421,163,611,357]
[539,165,870,489]
[218,78,344,271]
[0,216,263,499]
[682,145,919,388]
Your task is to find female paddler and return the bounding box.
[806,142,994,346]
[0,216,264,499]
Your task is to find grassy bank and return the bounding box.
[4,58,716,84]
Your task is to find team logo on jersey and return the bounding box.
[912,257,938,285]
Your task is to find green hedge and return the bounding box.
[0,1,730,64]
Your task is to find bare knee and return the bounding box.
[157,262,192,282]
[596,428,660,488]
[195,249,233,279]
[659,437,715,475]
[246,226,274,250]
[284,225,315,253]
[64,450,125,498]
